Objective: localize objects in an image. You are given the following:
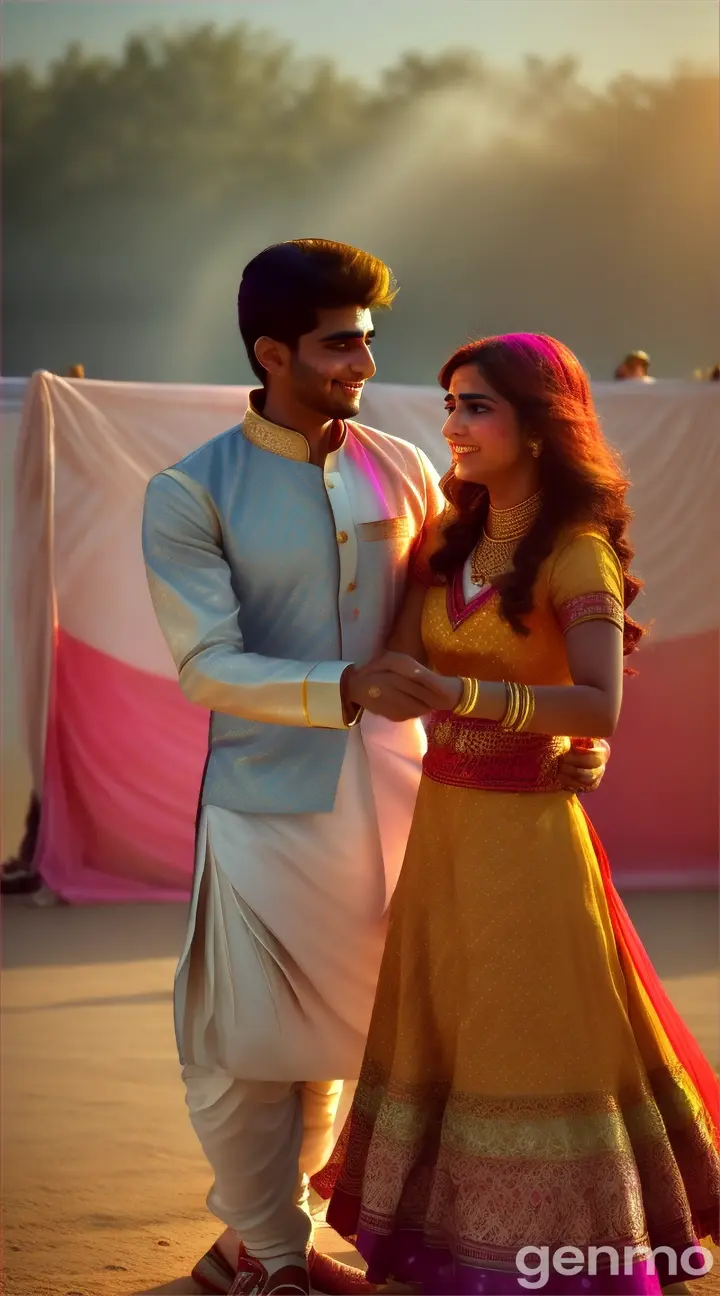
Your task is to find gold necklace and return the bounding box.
[470,491,542,586]
[487,491,543,540]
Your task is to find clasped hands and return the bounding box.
[341,651,611,794]
[344,651,461,723]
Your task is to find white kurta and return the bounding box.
[175,711,425,1082]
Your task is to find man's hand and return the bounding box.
[344,658,614,789]
[343,653,462,722]
[559,738,610,793]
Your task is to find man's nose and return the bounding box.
[350,345,376,380]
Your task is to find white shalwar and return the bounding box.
[177,711,425,1258]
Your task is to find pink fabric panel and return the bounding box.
[578,630,718,887]
[37,630,207,902]
[35,627,717,903]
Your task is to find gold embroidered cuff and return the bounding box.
[304,662,354,729]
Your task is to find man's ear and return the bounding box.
[254,336,290,377]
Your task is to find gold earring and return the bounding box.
[528,440,541,458]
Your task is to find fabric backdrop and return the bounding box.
[8,372,719,902]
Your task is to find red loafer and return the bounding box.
[192,1240,235,1293]
[193,1241,380,1295]
[228,1252,309,1295]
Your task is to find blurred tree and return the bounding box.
[2,23,717,382]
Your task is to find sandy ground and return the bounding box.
[2,892,719,1296]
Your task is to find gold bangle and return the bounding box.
[500,681,513,728]
[453,677,470,715]
[501,681,520,730]
[510,681,523,728]
[454,676,479,717]
[466,677,480,716]
[512,683,529,733]
[515,686,536,733]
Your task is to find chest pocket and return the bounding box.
[356,517,411,542]
[355,517,415,595]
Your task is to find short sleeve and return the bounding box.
[549,531,625,634]
[410,450,448,588]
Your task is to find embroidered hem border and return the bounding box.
[351,1222,706,1294]
[315,1063,720,1270]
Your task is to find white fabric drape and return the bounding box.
[3,373,718,893]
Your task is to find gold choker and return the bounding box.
[470,491,543,586]
[486,491,543,540]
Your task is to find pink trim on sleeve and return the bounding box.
[558,591,624,633]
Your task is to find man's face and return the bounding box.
[625,357,649,379]
[624,357,647,378]
[288,306,377,419]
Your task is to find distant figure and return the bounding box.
[709,364,720,382]
[616,350,655,383]
[0,794,41,895]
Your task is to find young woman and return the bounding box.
[313,335,719,1296]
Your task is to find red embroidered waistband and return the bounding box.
[423,713,570,792]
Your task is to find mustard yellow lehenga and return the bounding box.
[313,528,720,1296]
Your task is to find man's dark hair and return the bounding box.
[238,239,397,382]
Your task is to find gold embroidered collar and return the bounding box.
[243,392,346,463]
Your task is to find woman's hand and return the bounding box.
[559,739,611,793]
[349,652,463,720]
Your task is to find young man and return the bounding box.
[142,240,610,1296]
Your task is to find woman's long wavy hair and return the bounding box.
[430,334,645,658]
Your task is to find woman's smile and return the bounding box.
[449,442,480,456]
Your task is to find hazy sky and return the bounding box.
[3,0,717,85]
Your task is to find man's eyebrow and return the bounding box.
[319,329,376,342]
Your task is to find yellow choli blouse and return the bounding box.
[420,528,625,685]
[415,528,626,793]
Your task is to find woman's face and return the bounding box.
[442,363,527,484]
